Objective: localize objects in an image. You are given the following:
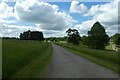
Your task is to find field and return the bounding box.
[2,39,53,78]
[56,43,119,73]
[2,39,119,78]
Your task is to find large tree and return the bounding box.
[20,30,44,41]
[88,21,109,49]
[112,33,120,45]
[66,28,81,44]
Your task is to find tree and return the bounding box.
[20,30,44,41]
[66,28,81,44]
[112,33,120,45]
[88,21,109,49]
[81,36,89,46]
[30,31,44,40]
[60,36,67,41]
[20,30,31,40]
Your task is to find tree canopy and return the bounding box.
[66,28,81,44]
[88,21,109,49]
[112,33,120,45]
[81,36,89,46]
[20,30,44,41]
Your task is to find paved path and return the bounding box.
[46,44,118,78]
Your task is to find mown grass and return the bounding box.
[56,43,119,73]
[2,39,53,78]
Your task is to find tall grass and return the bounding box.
[2,39,53,78]
[57,43,119,73]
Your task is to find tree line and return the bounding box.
[47,21,119,50]
[2,21,119,50]
[66,21,120,50]
[20,30,44,41]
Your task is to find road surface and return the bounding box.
[46,44,118,78]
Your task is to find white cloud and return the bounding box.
[0,19,16,24]
[1,0,119,38]
[84,0,118,25]
[74,20,96,35]
[14,0,76,30]
[70,0,88,14]
[0,1,14,19]
[75,0,119,36]
[0,23,39,37]
[0,1,15,35]
[42,30,67,38]
[0,23,66,38]
[0,0,75,38]
[83,5,100,16]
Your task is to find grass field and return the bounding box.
[56,43,119,73]
[2,39,53,78]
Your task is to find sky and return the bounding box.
[0,0,119,38]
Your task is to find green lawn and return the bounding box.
[2,39,53,78]
[56,43,119,73]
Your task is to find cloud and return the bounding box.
[1,0,118,38]
[70,0,88,14]
[74,20,96,35]
[0,23,67,38]
[75,0,119,36]
[14,0,76,31]
[0,1,14,19]
[0,0,73,38]
[42,30,67,37]
[0,23,39,37]
[84,0,118,25]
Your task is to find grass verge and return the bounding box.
[56,43,119,73]
[2,39,53,78]
[13,44,53,78]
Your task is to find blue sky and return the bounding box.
[0,0,118,37]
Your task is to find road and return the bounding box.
[46,44,118,78]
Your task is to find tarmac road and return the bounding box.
[46,44,118,78]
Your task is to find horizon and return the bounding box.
[0,0,119,38]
